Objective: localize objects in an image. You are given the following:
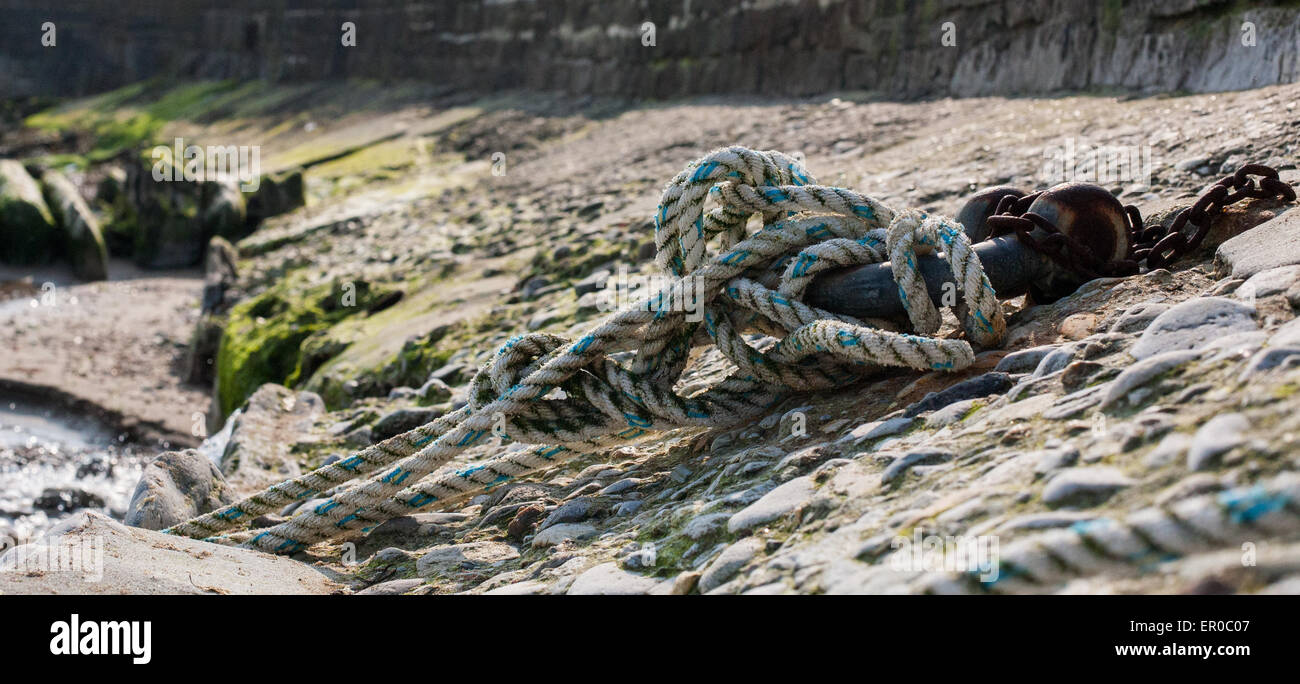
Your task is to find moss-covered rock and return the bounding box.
[0,160,58,265]
[201,178,249,241]
[124,156,207,268]
[214,277,393,418]
[40,169,110,281]
[245,168,306,224]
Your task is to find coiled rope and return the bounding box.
[165,146,1005,553]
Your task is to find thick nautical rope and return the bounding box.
[908,472,1300,594]
[165,146,1005,554]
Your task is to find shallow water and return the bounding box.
[0,398,145,545]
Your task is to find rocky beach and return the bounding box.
[3,0,1300,598]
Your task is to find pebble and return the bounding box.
[612,500,644,516]
[1199,330,1268,361]
[1033,444,1080,476]
[1129,297,1257,360]
[1270,318,1300,347]
[924,399,981,428]
[1108,301,1170,333]
[355,578,424,596]
[1238,346,1300,380]
[416,541,520,577]
[483,580,549,595]
[567,562,657,595]
[683,512,732,540]
[598,478,640,495]
[1144,432,1191,468]
[994,345,1058,374]
[698,538,763,593]
[1187,413,1249,471]
[372,407,443,441]
[1041,467,1135,507]
[531,523,597,548]
[902,372,1012,418]
[1059,313,1098,340]
[881,449,955,484]
[1032,343,1084,378]
[1042,385,1105,420]
[1098,349,1201,409]
[727,476,815,534]
[573,269,610,296]
[1060,360,1109,394]
[838,416,913,445]
[1237,265,1300,300]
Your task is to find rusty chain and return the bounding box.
[985,163,1296,280]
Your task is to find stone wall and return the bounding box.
[2,0,1298,100]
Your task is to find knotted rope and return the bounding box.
[165,146,1005,553]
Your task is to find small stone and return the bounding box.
[669,464,694,483]
[698,538,763,593]
[1199,331,1269,361]
[667,571,701,595]
[881,449,955,484]
[540,497,594,529]
[1144,432,1191,468]
[34,487,105,514]
[727,476,816,533]
[528,308,562,330]
[612,500,643,516]
[567,562,657,595]
[372,407,443,441]
[1060,360,1108,394]
[416,377,453,404]
[531,523,597,548]
[429,363,468,385]
[683,512,732,540]
[838,416,913,445]
[902,372,1012,418]
[1059,313,1098,340]
[1099,349,1201,409]
[1034,444,1080,476]
[506,504,545,541]
[1032,343,1084,377]
[994,345,1058,373]
[416,541,519,577]
[1187,413,1250,471]
[1238,346,1300,380]
[1271,318,1300,347]
[483,580,549,595]
[923,399,979,428]
[1109,301,1171,334]
[574,269,611,296]
[355,578,424,596]
[1129,297,1257,360]
[1237,265,1300,300]
[599,478,640,495]
[1041,467,1135,507]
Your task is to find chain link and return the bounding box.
[985,163,1295,279]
